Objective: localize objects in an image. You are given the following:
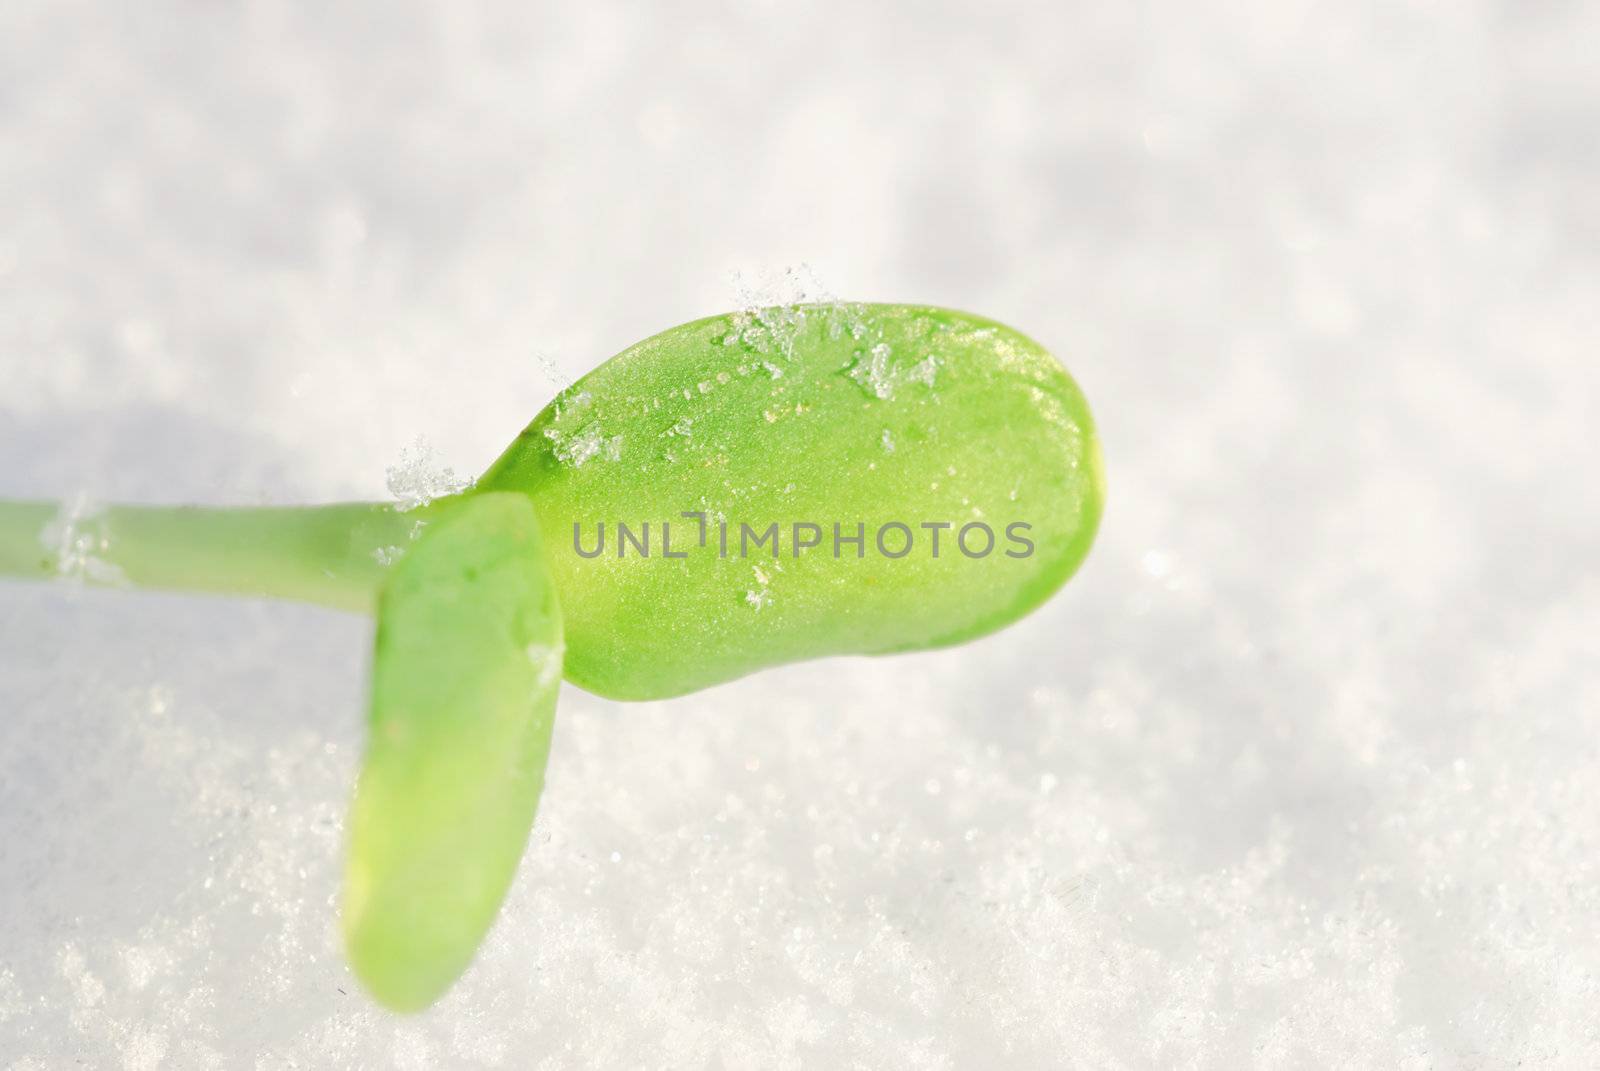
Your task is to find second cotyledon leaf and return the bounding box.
[344,492,562,1013]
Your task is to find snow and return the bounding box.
[37,494,124,585]
[3,1,1600,1066]
[385,436,473,511]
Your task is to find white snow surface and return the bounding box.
[3,2,1600,1067]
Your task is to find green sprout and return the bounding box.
[0,303,1104,1011]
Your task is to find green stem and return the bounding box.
[0,497,452,613]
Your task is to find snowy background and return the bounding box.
[3,1,1599,1067]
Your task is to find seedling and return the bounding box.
[0,302,1104,1011]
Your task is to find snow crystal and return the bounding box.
[385,437,473,511]
[38,494,125,584]
[545,422,620,467]
[847,344,938,401]
[552,387,592,420]
[531,353,574,397]
[722,264,867,360]
[905,354,938,389]
[850,342,895,399]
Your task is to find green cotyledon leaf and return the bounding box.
[0,301,1104,1016]
[478,303,1103,701]
[343,491,562,1012]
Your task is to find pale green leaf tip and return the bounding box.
[342,492,562,1014]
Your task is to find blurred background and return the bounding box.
[2,1,1598,1066]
